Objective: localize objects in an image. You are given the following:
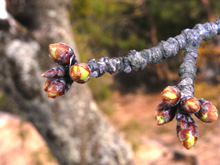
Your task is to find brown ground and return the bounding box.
[0,91,220,165]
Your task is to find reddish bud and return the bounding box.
[41,66,65,78]
[47,80,66,98]
[155,102,176,125]
[181,97,200,113]
[195,99,218,122]
[178,129,198,150]
[176,113,198,149]
[69,63,91,83]
[49,43,76,65]
[161,86,181,106]
[44,78,54,92]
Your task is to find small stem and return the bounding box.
[178,29,201,97]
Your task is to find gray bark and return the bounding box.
[86,21,220,97]
[0,0,133,164]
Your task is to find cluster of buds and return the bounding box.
[42,20,220,149]
[155,86,218,149]
[42,43,92,98]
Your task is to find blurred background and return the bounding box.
[1,0,220,164]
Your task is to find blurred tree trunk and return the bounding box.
[0,0,133,164]
[200,0,212,21]
[137,0,173,83]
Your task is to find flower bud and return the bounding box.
[176,113,198,149]
[161,86,181,106]
[181,97,200,113]
[49,43,76,65]
[178,129,198,150]
[41,66,65,78]
[195,99,218,122]
[155,102,176,125]
[44,78,54,92]
[47,80,66,98]
[69,63,91,83]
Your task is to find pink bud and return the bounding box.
[155,102,176,125]
[69,63,91,84]
[176,113,198,149]
[49,43,75,65]
[47,80,66,98]
[41,66,65,78]
[181,97,200,113]
[161,86,181,106]
[195,99,218,122]
[44,78,54,92]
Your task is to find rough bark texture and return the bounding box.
[85,20,220,98]
[0,0,133,164]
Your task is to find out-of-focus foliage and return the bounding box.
[70,0,220,97]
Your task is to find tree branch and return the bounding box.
[42,20,220,150]
[85,21,220,78]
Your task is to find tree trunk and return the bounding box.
[0,0,133,164]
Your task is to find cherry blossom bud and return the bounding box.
[69,63,91,83]
[44,78,54,92]
[176,113,198,149]
[41,66,65,78]
[178,128,198,150]
[47,80,66,98]
[181,97,200,113]
[155,102,176,125]
[195,99,218,122]
[161,86,181,106]
[49,43,76,65]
